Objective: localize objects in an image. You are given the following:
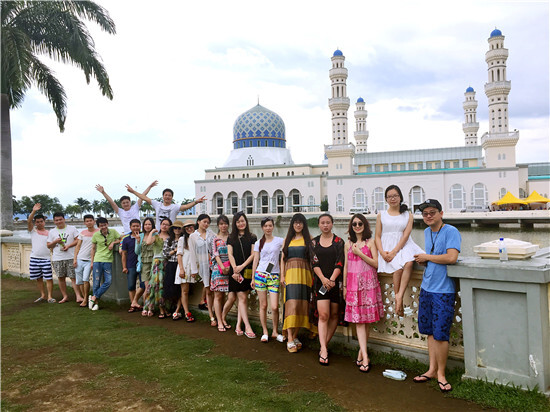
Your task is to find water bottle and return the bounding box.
[498,237,508,261]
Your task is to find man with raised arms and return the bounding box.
[125,184,206,229]
[28,203,55,303]
[95,180,158,233]
[47,212,82,304]
[413,199,461,394]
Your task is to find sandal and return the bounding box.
[261,334,269,342]
[287,341,297,353]
[218,326,227,332]
[413,374,433,383]
[185,312,195,322]
[34,297,46,303]
[141,310,148,317]
[244,331,256,339]
[147,311,154,317]
[210,317,217,327]
[319,351,329,366]
[158,313,166,319]
[438,381,452,393]
[359,362,371,373]
[294,338,302,350]
[172,312,182,321]
[222,323,232,330]
[128,307,138,313]
[235,329,244,336]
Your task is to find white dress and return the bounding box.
[377,211,424,273]
[175,236,199,285]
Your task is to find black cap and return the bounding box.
[419,199,442,211]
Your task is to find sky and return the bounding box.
[10,0,550,206]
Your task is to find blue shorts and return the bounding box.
[418,288,455,342]
[29,257,53,280]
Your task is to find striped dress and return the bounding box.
[282,238,316,333]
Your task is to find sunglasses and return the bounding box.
[422,211,438,217]
[352,221,364,227]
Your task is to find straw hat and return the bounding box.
[171,220,184,228]
[182,219,196,228]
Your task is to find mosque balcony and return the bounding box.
[462,122,479,132]
[485,48,509,62]
[462,101,478,109]
[354,130,369,139]
[484,81,511,96]
[354,109,368,117]
[329,67,348,78]
[481,130,519,148]
[329,97,350,110]
[324,143,355,157]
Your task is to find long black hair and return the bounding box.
[167,224,182,247]
[229,211,252,244]
[385,184,408,214]
[258,216,274,252]
[142,217,155,233]
[282,213,313,262]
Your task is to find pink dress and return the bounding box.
[344,242,384,324]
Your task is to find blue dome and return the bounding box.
[490,28,502,37]
[466,86,474,93]
[232,104,286,150]
[333,49,343,56]
[357,97,364,103]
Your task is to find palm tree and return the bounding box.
[75,197,91,218]
[91,200,102,216]
[1,1,116,230]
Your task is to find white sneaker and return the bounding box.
[88,297,94,310]
[92,303,99,311]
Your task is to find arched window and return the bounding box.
[336,194,344,212]
[289,189,301,212]
[499,187,507,198]
[471,183,488,207]
[372,187,386,213]
[273,190,285,213]
[409,186,426,212]
[243,191,254,214]
[212,192,224,215]
[449,184,466,210]
[353,188,366,210]
[226,191,238,215]
[308,195,315,212]
[257,190,269,214]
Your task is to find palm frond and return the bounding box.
[30,56,67,131]
[0,25,33,107]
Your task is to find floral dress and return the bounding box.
[344,241,384,324]
[144,236,166,312]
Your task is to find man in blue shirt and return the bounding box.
[413,199,461,393]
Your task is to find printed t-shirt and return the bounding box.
[117,203,140,233]
[151,200,180,228]
[254,236,284,273]
[30,228,50,259]
[92,229,121,263]
[47,225,80,262]
[77,229,98,260]
[421,224,461,294]
[121,235,139,269]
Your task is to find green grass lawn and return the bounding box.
[1,275,343,412]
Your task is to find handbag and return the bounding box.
[239,237,253,280]
[218,260,230,273]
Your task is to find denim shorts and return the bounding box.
[75,259,92,285]
[418,288,455,342]
[254,271,280,293]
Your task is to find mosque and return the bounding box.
[195,29,549,216]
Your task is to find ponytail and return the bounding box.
[259,234,266,252]
[399,203,408,214]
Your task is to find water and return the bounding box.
[8,224,549,257]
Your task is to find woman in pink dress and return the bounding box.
[344,214,384,373]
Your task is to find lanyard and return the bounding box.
[430,224,444,254]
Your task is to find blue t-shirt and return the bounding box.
[121,235,139,270]
[421,224,461,293]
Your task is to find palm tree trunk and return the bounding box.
[1,93,14,231]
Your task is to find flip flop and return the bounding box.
[244,331,256,339]
[158,314,166,319]
[218,326,227,332]
[210,317,217,327]
[413,375,433,383]
[359,362,371,373]
[222,323,232,330]
[128,307,138,313]
[438,381,452,393]
[235,329,244,336]
[319,351,329,366]
[34,297,46,303]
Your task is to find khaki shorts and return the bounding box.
[52,259,76,279]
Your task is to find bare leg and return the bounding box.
[75,284,84,302]
[433,337,450,388]
[128,290,136,305]
[181,283,190,313]
[46,279,54,300]
[222,291,236,326]
[200,287,207,306]
[70,278,83,302]
[58,277,69,302]
[238,291,252,334]
[205,287,215,322]
[132,287,144,307]
[356,323,371,371]
[36,279,46,299]
[214,291,225,328]
[257,290,269,336]
[327,302,340,343]
[317,299,331,358]
[392,268,404,316]
[269,292,280,336]
[395,262,413,317]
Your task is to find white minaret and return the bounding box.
[328,50,350,145]
[325,49,354,177]
[462,87,479,146]
[354,97,369,153]
[481,28,519,168]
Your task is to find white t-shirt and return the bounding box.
[117,203,140,233]
[254,236,284,274]
[77,229,98,260]
[30,228,50,260]
[47,225,80,262]
[151,200,180,228]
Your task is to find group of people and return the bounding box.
[27,183,461,393]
